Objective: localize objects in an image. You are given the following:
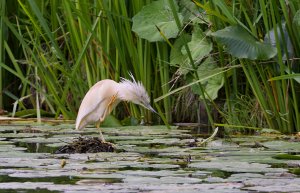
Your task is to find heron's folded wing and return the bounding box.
[75,81,106,130]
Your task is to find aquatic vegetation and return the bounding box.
[0,123,299,192]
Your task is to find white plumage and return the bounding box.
[75,75,156,142]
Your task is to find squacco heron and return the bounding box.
[75,74,157,142]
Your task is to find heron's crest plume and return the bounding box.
[119,73,150,104]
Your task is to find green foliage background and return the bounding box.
[1,0,300,133]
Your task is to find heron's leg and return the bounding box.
[96,121,106,142]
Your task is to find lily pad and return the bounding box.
[189,161,287,173]
[262,141,300,152]
[243,178,300,192]
[0,122,299,192]
[273,153,300,160]
[0,133,46,138]
[11,137,72,144]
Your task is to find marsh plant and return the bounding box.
[0,0,299,133]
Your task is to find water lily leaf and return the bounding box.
[1,123,300,192]
[227,173,265,182]
[0,125,28,132]
[123,176,161,184]
[107,135,158,141]
[46,142,68,148]
[204,176,227,183]
[160,176,202,184]
[0,157,55,168]
[122,172,201,183]
[117,169,191,178]
[260,128,281,134]
[213,151,287,165]
[262,141,300,152]
[102,126,185,137]
[0,145,27,152]
[190,161,287,173]
[117,137,185,146]
[243,178,300,192]
[212,26,277,60]
[0,133,46,138]
[132,0,183,42]
[11,137,73,144]
[76,178,123,185]
[0,140,14,145]
[273,154,300,160]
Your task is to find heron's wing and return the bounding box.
[76,97,107,130]
[75,80,118,130]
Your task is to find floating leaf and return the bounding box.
[190,161,287,173]
[243,178,300,192]
[273,154,300,160]
[0,122,299,192]
[262,141,300,152]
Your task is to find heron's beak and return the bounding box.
[146,104,159,115]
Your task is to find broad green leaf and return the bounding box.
[170,26,212,75]
[182,25,212,62]
[264,22,293,60]
[170,34,191,69]
[132,0,183,42]
[154,66,231,102]
[188,57,224,100]
[212,26,277,60]
[178,0,208,24]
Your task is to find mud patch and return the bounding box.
[55,137,115,154]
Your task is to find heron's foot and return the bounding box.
[97,136,114,145]
[103,141,115,146]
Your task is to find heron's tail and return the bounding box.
[75,117,86,130]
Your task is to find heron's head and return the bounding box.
[119,74,157,114]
